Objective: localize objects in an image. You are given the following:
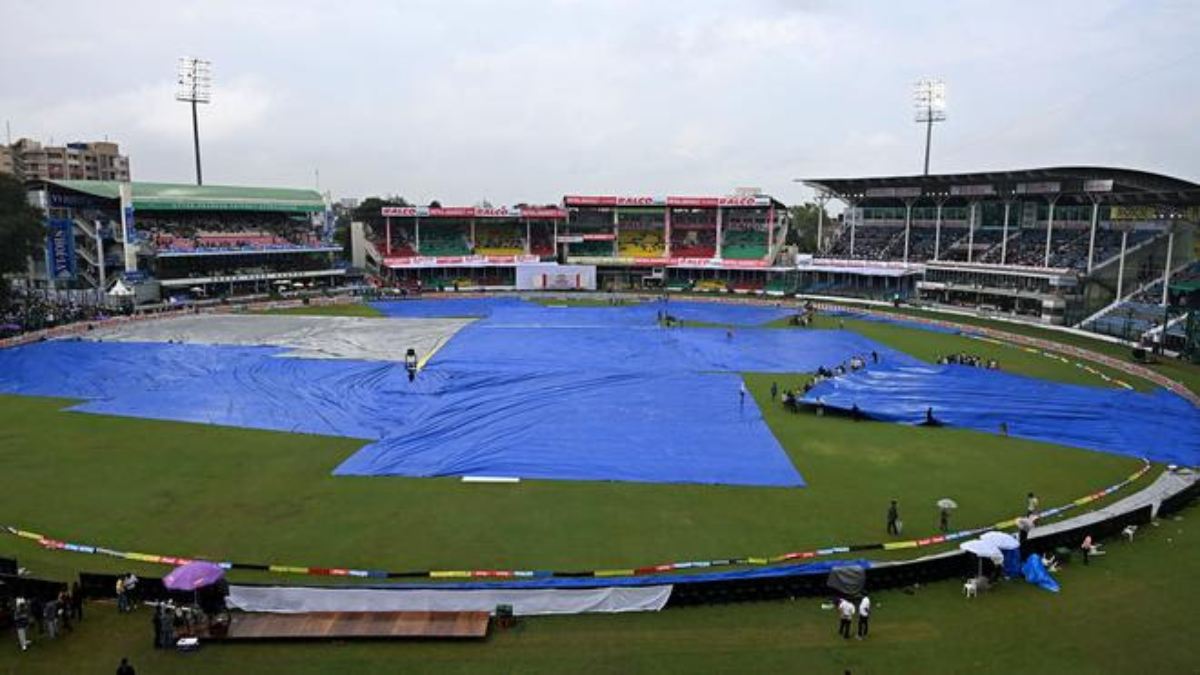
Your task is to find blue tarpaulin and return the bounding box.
[802,362,1200,465]
[1022,554,1060,593]
[1,299,922,486]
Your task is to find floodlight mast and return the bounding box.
[913,78,946,176]
[176,57,212,186]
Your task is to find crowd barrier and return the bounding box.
[2,462,1155,584]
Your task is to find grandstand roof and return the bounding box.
[45,180,325,213]
[803,167,1200,207]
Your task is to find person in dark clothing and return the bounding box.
[116,657,136,675]
[152,605,163,649]
[939,507,950,533]
[871,350,879,364]
[71,581,84,622]
[887,500,900,536]
[30,596,44,635]
[770,382,778,402]
[58,590,72,632]
[922,407,942,427]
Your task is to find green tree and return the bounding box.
[786,202,834,253]
[0,174,44,307]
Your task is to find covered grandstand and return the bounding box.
[27,180,342,302]
[357,194,793,292]
[803,167,1199,325]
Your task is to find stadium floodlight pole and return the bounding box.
[814,191,831,254]
[176,57,212,186]
[913,79,946,176]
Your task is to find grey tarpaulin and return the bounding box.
[826,565,866,597]
[90,314,473,362]
[226,584,673,616]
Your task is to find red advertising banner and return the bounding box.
[564,195,657,207]
[381,206,566,219]
[384,255,543,268]
[565,195,770,208]
[519,207,568,219]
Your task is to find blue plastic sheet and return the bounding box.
[371,298,795,327]
[1021,554,1060,593]
[7,290,941,486]
[1002,548,1022,578]
[803,362,1200,465]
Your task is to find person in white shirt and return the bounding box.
[857,595,871,639]
[837,598,855,639]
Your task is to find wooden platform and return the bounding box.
[208,611,490,641]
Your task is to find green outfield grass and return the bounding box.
[838,301,1200,396]
[0,298,1190,673]
[2,504,1194,674]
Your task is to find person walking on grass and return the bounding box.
[115,576,127,613]
[887,500,901,536]
[43,596,59,639]
[857,595,871,639]
[770,381,778,402]
[1027,492,1039,516]
[116,657,136,675]
[14,598,31,652]
[71,581,84,622]
[837,597,855,639]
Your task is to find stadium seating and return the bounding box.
[722,229,767,259]
[618,229,665,258]
[694,279,728,293]
[824,225,897,260]
[568,240,615,257]
[671,229,717,258]
[419,228,471,256]
[473,223,525,256]
[529,228,555,257]
[1084,300,1168,339]
[144,212,324,254]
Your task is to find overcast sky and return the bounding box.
[3,0,1197,205]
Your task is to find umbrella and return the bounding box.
[936,498,958,510]
[163,561,225,591]
[959,538,1004,578]
[980,531,1020,550]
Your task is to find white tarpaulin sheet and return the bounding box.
[227,584,672,616]
[88,314,474,362]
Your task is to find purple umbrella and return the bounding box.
[163,561,226,591]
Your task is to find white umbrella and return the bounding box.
[959,538,1004,578]
[937,498,958,510]
[980,531,1020,551]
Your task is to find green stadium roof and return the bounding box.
[47,180,325,213]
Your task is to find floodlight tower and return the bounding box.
[176,57,212,185]
[913,78,946,176]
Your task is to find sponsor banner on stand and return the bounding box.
[384,255,545,268]
[566,256,772,269]
[382,206,567,219]
[46,219,77,280]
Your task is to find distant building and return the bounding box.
[0,145,13,176]
[5,138,130,182]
